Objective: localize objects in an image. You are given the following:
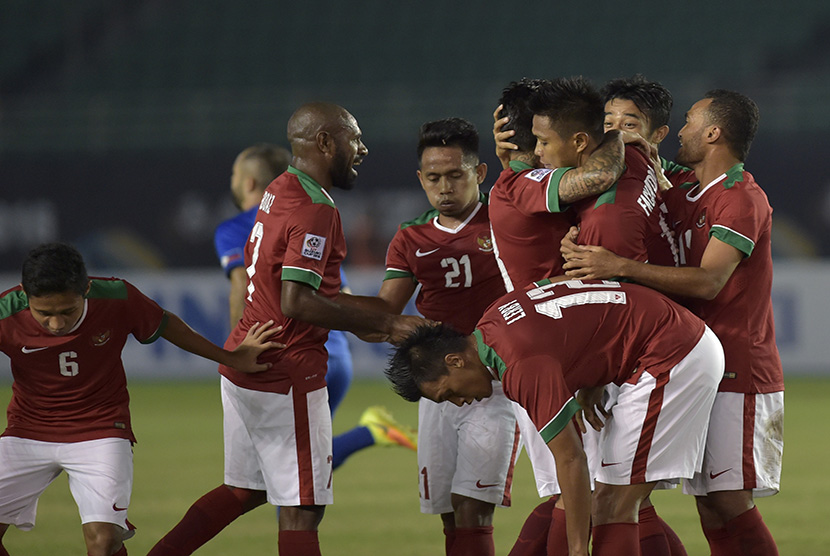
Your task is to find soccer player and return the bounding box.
[386,278,725,556]
[375,118,518,556]
[562,90,782,556]
[149,102,428,556]
[0,242,280,556]
[214,143,417,469]
[491,77,681,556]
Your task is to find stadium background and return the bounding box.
[1,2,830,553]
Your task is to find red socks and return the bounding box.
[592,523,639,556]
[278,530,321,556]
[638,505,672,556]
[657,514,688,556]
[147,485,245,555]
[508,497,557,556]
[444,527,456,555]
[449,526,494,556]
[705,506,778,556]
[547,507,569,555]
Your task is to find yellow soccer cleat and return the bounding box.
[359,406,418,451]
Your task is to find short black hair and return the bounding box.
[417,117,480,164]
[22,243,88,297]
[239,143,291,189]
[601,74,673,134]
[529,76,604,143]
[499,78,547,152]
[385,324,468,402]
[704,89,760,162]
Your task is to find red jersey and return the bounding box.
[488,161,574,292]
[573,146,678,267]
[661,164,782,394]
[474,279,705,442]
[0,278,167,443]
[219,166,346,394]
[384,195,505,334]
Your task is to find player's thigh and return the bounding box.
[222,378,333,507]
[451,383,521,508]
[600,328,722,485]
[417,398,458,514]
[684,390,783,497]
[0,437,63,531]
[62,438,134,533]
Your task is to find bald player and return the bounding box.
[150,103,428,556]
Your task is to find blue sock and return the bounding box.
[332,426,375,470]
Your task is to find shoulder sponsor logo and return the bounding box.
[302,233,326,260]
[526,168,554,182]
[415,248,439,257]
[475,480,499,488]
[709,468,732,480]
[21,346,48,354]
[477,236,493,252]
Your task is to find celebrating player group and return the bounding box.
[0,75,782,556]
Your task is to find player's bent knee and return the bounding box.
[82,522,123,556]
[225,485,267,513]
[279,505,326,531]
[451,495,495,528]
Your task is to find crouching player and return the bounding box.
[386,279,724,556]
[0,243,280,556]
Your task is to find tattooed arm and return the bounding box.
[557,130,625,204]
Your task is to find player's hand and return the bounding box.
[386,314,437,345]
[619,130,657,160]
[230,320,285,373]
[575,386,609,433]
[560,226,581,259]
[561,242,624,281]
[493,104,517,170]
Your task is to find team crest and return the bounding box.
[477,235,493,252]
[91,329,111,347]
[696,209,707,229]
[302,233,326,260]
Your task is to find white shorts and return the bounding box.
[418,381,521,514]
[0,437,134,535]
[221,377,333,507]
[597,326,724,485]
[683,390,784,497]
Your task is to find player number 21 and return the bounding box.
[441,255,472,288]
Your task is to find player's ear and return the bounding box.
[444,352,465,370]
[705,125,721,144]
[84,280,91,297]
[476,162,488,184]
[573,132,590,154]
[316,130,334,155]
[651,125,670,145]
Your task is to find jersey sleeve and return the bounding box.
[502,354,579,443]
[383,228,416,282]
[709,183,764,257]
[510,167,573,215]
[214,218,247,276]
[281,203,339,290]
[124,281,168,344]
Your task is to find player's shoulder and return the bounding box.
[280,167,337,208]
[0,285,28,321]
[399,207,439,231]
[87,277,131,300]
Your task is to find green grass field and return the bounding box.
[1,377,828,555]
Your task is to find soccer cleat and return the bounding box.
[359,406,418,451]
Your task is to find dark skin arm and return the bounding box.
[561,227,743,300]
[281,280,428,345]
